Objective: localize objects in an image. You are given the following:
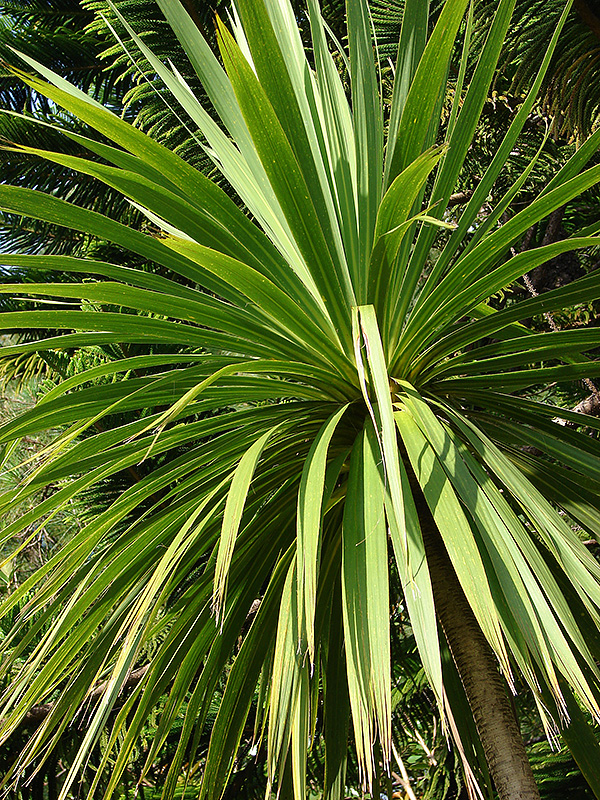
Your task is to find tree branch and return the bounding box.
[15,665,149,730]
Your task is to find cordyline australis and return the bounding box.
[1,0,600,798]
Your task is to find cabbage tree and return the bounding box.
[1,1,600,799]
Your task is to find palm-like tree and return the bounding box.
[1,0,600,798]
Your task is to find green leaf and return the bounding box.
[322,577,350,800]
[384,0,429,188]
[234,0,343,265]
[342,421,391,788]
[267,559,303,793]
[369,145,446,326]
[433,362,600,393]
[0,185,240,302]
[428,328,600,380]
[353,305,404,545]
[395,386,510,677]
[305,0,359,295]
[108,5,323,308]
[202,548,293,800]
[392,0,515,333]
[423,0,576,290]
[216,17,355,350]
[387,0,470,183]
[297,404,349,662]
[398,234,600,371]
[213,427,278,620]
[441,406,600,718]
[419,267,600,366]
[558,680,600,800]
[347,0,383,297]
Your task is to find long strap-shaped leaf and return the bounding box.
[419,0,575,293]
[341,421,391,789]
[6,53,276,245]
[391,0,516,334]
[347,0,383,294]
[297,405,349,663]
[369,146,446,333]
[267,559,303,795]
[5,139,321,315]
[417,267,600,367]
[383,434,443,712]
[51,485,224,800]
[386,0,470,185]
[154,0,320,295]
[161,236,350,374]
[0,252,230,306]
[0,308,247,354]
[434,362,600,393]
[234,0,348,281]
[202,547,293,800]
[351,307,445,711]
[1,171,345,370]
[402,388,600,707]
[384,0,429,188]
[395,387,511,679]
[306,0,359,294]
[397,225,600,371]
[448,428,600,707]
[322,576,350,800]
[0,185,240,303]
[213,426,278,621]
[455,124,551,256]
[107,7,321,307]
[418,169,600,320]
[460,390,600,435]
[515,452,600,538]
[444,407,600,653]
[427,328,600,380]
[216,18,355,352]
[429,236,600,339]
[470,408,600,491]
[352,306,404,540]
[171,489,298,800]
[10,39,333,326]
[0,281,305,362]
[291,655,311,800]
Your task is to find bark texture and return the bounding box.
[574,0,600,40]
[572,392,600,418]
[9,664,150,729]
[411,483,541,800]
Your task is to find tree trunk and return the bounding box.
[414,488,541,800]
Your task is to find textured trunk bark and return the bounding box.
[574,0,600,40]
[412,483,541,800]
[572,392,600,418]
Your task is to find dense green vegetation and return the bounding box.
[1,1,600,799]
